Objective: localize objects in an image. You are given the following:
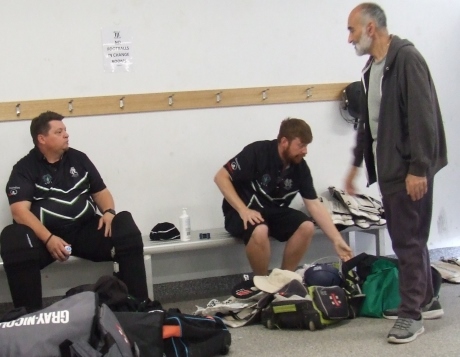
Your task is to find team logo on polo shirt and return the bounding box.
[283,179,293,190]
[8,186,19,196]
[42,174,52,185]
[261,174,271,186]
[70,167,79,178]
[227,158,241,173]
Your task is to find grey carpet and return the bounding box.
[163,283,460,357]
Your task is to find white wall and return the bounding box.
[0,1,459,297]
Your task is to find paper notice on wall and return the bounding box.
[101,27,133,72]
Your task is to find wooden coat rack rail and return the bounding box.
[0,83,348,122]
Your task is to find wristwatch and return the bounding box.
[103,208,116,216]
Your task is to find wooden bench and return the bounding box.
[0,225,387,301]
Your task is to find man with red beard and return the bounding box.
[214,118,352,276]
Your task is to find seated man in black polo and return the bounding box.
[1,111,148,312]
[214,117,353,276]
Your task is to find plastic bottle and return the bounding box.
[179,208,191,241]
[65,245,72,260]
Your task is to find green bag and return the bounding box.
[360,259,400,318]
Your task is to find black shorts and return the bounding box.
[224,206,312,245]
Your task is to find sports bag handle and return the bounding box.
[309,256,342,272]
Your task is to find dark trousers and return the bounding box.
[0,211,149,311]
[382,180,434,319]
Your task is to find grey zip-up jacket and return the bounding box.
[352,35,447,195]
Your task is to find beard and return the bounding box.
[281,147,304,165]
[354,31,372,56]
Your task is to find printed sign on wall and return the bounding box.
[101,27,133,72]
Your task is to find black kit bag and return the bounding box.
[114,310,165,357]
[65,275,163,313]
[163,310,231,357]
[308,286,350,325]
[261,299,323,331]
[113,309,231,357]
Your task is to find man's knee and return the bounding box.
[248,224,269,245]
[296,220,315,238]
[0,224,40,265]
[111,211,143,253]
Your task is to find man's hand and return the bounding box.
[98,212,115,237]
[239,208,264,230]
[406,174,427,201]
[333,238,353,262]
[46,235,71,262]
[345,166,359,195]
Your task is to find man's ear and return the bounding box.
[280,137,289,148]
[37,134,46,145]
[367,21,375,36]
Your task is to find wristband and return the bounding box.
[45,233,54,246]
[103,208,116,216]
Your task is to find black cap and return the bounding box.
[231,278,261,299]
[150,222,180,241]
[344,81,361,119]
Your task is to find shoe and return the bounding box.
[383,297,444,320]
[421,297,444,319]
[387,317,424,344]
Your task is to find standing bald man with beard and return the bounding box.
[345,3,447,344]
[214,118,353,277]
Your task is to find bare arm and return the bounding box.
[91,188,115,237]
[214,167,263,230]
[345,165,359,195]
[11,201,52,242]
[303,198,353,261]
[10,201,70,261]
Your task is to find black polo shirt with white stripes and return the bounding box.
[6,147,106,232]
[222,139,317,215]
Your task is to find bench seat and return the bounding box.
[141,225,387,299]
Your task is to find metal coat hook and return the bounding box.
[119,96,125,109]
[216,91,222,103]
[306,87,314,99]
[15,104,20,116]
[168,94,174,106]
[262,88,269,101]
[68,100,73,113]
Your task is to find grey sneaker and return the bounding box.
[383,297,444,320]
[387,317,424,344]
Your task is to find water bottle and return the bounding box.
[65,245,72,260]
[179,208,191,241]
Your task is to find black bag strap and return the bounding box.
[60,339,103,357]
[341,252,371,279]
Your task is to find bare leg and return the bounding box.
[245,224,270,275]
[281,221,314,271]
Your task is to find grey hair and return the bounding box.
[359,3,387,29]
